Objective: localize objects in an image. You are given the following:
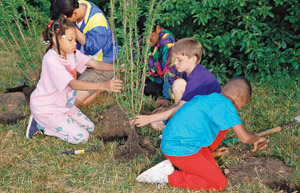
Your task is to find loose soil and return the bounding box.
[225,152,297,192]
[0,92,27,124]
[96,104,131,141]
[96,104,155,159]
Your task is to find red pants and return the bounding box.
[164,130,228,191]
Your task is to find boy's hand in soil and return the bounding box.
[252,137,269,152]
[104,79,123,92]
[212,147,228,158]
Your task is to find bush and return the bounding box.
[99,0,300,83]
[156,0,300,83]
[0,0,49,84]
[2,0,299,84]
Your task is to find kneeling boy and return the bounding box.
[136,76,269,191]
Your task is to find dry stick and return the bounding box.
[133,1,141,93]
[128,0,136,118]
[113,0,129,117]
[122,0,131,98]
[109,1,116,78]
[137,0,160,113]
[110,0,127,116]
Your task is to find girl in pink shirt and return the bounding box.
[26,15,122,144]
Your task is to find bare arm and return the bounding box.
[76,27,86,46]
[232,124,269,151]
[135,101,186,127]
[86,59,114,71]
[68,79,122,92]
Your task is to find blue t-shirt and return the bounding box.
[181,64,221,101]
[161,93,242,156]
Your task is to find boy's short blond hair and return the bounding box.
[172,38,203,64]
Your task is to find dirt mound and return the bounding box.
[96,105,155,159]
[225,156,296,191]
[0,92,26,124]
[96,104,131,141]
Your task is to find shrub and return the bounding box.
[0,0,49,84]
[156,0,300,83]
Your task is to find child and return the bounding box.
[136,76,269,191]
[137,76,269,190]
[137,16,181,107]
[135,38,221,130]
[50,0,117,107]
[26,15,122,144]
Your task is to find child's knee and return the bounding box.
[172,78,187,94]
[86,122,95,133]
[214,176,227,191]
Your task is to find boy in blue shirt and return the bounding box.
[135,38,221,130]
[136,76,269,191]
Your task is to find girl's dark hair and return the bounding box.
[42,14,75,55]
[137,15,157,35]
[50,0,79,20]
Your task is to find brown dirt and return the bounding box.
[114,127,155,160]
[0,92,26,124]
[225,155,296,191]
[96,104,155,159]
[96,104,131,141]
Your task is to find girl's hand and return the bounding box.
[105,79,123,92]
[252,137,269,152]
[212,147,228,158]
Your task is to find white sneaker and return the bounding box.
[136,159,174,184]
[151,121,165,131]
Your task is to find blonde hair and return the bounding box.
[172,38,203,64]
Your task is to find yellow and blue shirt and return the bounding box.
[76,0,117,63]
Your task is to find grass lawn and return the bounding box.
[0,50,299,192]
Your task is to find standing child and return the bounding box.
[135,38,221,130]
[136,76,269,191]
[26,15,122,144]
[50,0,117,107]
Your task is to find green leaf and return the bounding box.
[281,41,287,49]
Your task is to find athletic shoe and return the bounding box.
[26,115,40,139]
[136,159,174,184]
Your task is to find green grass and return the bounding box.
[1,49,300,192]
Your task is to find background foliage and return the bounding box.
[155,0,300,83]
[1,0,299,84]
[0,0,50,83]
[0,1,299,192]
[94,0,300,84]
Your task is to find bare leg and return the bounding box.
[75,90,102,108]
[151,78,187,131]
[172,78,187,105]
